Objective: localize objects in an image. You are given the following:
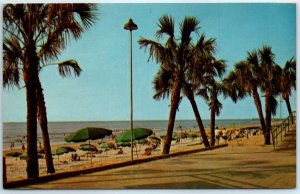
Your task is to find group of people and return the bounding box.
[214,126,263,145]
[9,141,26,152]
[214,127,229,145]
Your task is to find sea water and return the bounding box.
[2,119,265,150]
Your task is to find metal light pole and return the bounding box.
[124,18,138,161]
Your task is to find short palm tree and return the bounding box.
[3,4,97,178]
[198,78,226,146]
[140,15,217,154]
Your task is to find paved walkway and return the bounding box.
[22,135,296,189]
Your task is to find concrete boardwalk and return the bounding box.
[23,135,296,189]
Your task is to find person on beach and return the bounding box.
[21,143,25,152]
[10,141,13,150]
[215,127,221,145]
[222,128,228,143]
[117,148,123,154]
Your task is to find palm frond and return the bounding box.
[138,38,168,65]
[57,60,82,77]
[259,45,275,69]
[270,95,278,116]
[152,67,173,100]
[196,87,210,102]
[156,15,174,39]
[179,16,200,46]
[3,63,21,88]
[73,4,98,29]
[214,98,223,116]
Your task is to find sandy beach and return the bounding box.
[18,127,296,189]
[3,126,281,183]
[4,134,207,182]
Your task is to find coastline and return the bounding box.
[4,124,260,182]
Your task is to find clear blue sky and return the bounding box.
[2,3,296,122]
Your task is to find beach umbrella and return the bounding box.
[137,138,148,145]
[19,153,43,160]
[5,151,22,158]
[188,133,199,138]
[64,127,112,143]
[174,132,188,139]
[52,146,76,155]
[52,146,76,163]
[65,127,112,157]
[115,128,153,143]
[116,142,131,147]
[80,144,98,152]
[99,142,116,150]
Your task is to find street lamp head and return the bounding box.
[124,18,138,31]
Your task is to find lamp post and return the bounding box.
[124,18,138,161]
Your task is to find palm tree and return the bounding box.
[139,16,219,153]
[4,37,83,174]
[280,58,296,123]
[258,46,281,145]
[198,79,226,146]
[3,4,97,178]
[224,46,282,145]
[223,50,267,140]
[182,35,223,148]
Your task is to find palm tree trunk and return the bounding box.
[210,104,216,146]
[265,91,271,145]
[23,42,39,179]
[36,79,55,173]
[163,78,182,155]
[185,87,210,147]
[284,97,293,124]
[252,88,266,136]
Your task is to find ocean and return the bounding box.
[2,119,265,150]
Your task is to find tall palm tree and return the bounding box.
[280,58,296,123]
[224,46,282,145]
[140,16,214,154]
[182,35,224,148]
[258,46,281,144]
[223,50,267,140]
[3,4,97,178]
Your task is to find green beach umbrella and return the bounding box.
[80,144,98,152]
[174,132,188,139]
[188,133,199,138]
[64,127,112,143]
[137,138,148,145]
[99,142,116,150]
[19,153,43,160]
[52,146,76,156]
[115,128,153,143]
[116,142,131,147]
[5,151,22,157]
[52,146,76,163]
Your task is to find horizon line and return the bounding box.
[3,117,285,124]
